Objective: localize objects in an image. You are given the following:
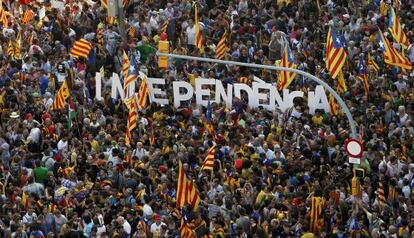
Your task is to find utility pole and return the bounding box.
[117,0,127,41]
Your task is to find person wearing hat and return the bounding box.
[150,214,166,238]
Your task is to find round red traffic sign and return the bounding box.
[345,139,364,158]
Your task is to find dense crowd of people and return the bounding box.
[0,0,413,237]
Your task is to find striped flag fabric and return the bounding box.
[325,27,348,79]
[128,26,137,37]
[177,160,200,210]
[137,73,149,110]
[160,18,170,34]
[310,196,325,235]
[377,182,387,208]
[14,35,21,59]
[357,58,369,97]
[180,213,196,238]
[336,70,347,93]
[328,94,338,116]
[367,53,379,72]
[388,7,408,48]
[124,56,139,94]
[277,44,297,90]
[21,9,34,24]
[122,51,130,80]
[69,38,92,59]
[376,29,411,69]
[124,95,138,145]
[216,31,227,60]
[223,172,239,191]
[194,5,203,53]
[0,8,7,28]
[201,146,215,171]
[6,40,13,57]
[97,22,103,47]
[237,77,252,86]
[52,80,70,110]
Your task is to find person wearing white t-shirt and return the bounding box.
[117,216,131,236]
[132,142,148,160]
[150,214,166,238]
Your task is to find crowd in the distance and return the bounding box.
[0,0,413,237]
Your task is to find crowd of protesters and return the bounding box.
[0,0,413,237]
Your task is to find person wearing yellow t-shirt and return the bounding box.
[312,110,324,125]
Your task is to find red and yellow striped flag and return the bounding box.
[201,146,215,171]
[237,77,252,86]
[358,74,369,97]
[160,18,170,34]
[6,40,13,57]
[14,33,21,59]
[52,80,70,110]
[377,182,387,208]
[277,44,297,90]
[0,8,8,27]
[194,5,203,53]
[377,29,411,69]
[137,75,149,110]
[177,160,200,210]
[21,9,34,24]
[388,7,408,48]
[367,53,379,72]
[325,26,347,79]
[124,95,138,145]
[180,219,196,238]
[310,196,325,235]
[336,70,347,93]
[216,31,227,60]
[128,26,137,37]
[69,38,92,59]
[122,51,130,80]
[329,94,338,116]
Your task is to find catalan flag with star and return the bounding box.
[325,27,347,79]
[376,29,411,69]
